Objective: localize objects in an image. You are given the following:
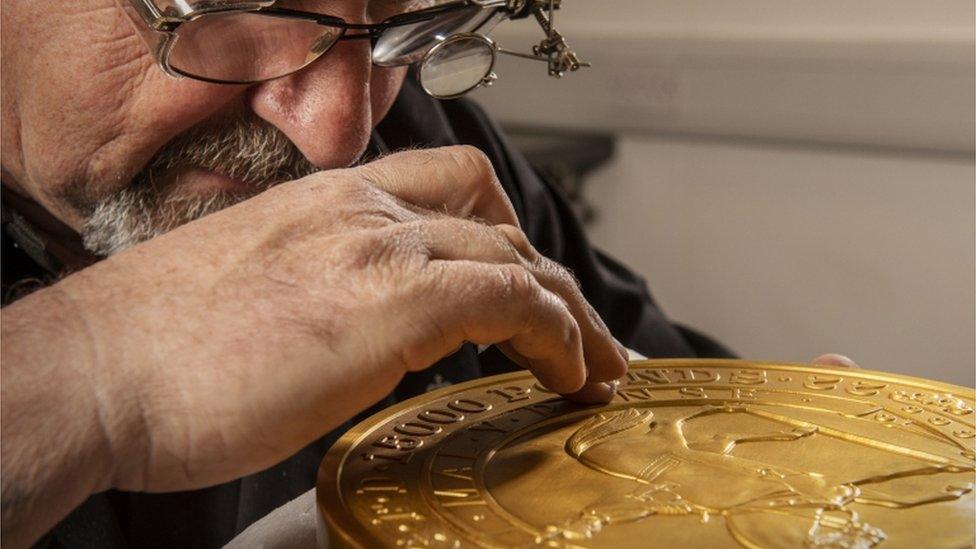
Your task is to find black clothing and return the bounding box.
[2,79,732,548]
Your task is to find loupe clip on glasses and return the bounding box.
[419,0,589,99]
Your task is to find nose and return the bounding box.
[248,27,375,169]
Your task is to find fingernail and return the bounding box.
[811,353,859,369]
[615,341,631,364]
[563,381,616,405]
[613,338,630,363]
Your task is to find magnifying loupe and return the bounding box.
[418,33,498,99]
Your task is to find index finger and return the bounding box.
[356,146,520,227]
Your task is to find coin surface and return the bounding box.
[317,359,976,548]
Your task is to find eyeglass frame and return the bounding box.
[118,0,515,85]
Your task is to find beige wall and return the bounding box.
[533,0,974,37]
[475,0,976,386]
[585,137,974,387]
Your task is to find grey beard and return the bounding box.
[82,112,318,256]
[82,189,252,256]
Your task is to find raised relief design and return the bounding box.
[538,405,973,547]
[319,361,976,549]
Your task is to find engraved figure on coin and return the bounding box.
[543,405,974,547]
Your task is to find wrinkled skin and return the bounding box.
[1,144,632,547]
[1,2,630,546]
[0,2,856,547]
[1,0,405,225]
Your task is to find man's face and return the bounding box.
[1,0,409,253]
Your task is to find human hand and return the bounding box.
[811,354,859,368]
[18,146,626,498]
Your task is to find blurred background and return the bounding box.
[472,0,975,386]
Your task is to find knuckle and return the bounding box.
[439,146,517,225]
[446,145,496,183]
[337,225,422,274]
[387,220,429,257]
[501,264,546,330]
[407,148,439,166]
[356,208,404,228]
[352,162,388,190]
[423,217,473,251]
[494,223,535,259]
[496,263,537,302]
[348,196,413,228]
[562,317,583,350]
[431,215,471,234]
[322,176,411,229]
[539,256,581,291]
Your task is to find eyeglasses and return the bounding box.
[117,0,510,85]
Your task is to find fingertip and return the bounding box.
[532,354,587,394]
[615,342,632,377]
[615,340,631,363]
[811,353,859,369]
[586,346,630,383]
[562,381,618,405]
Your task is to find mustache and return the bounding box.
[140,110,319,191]
[81,111,321,256]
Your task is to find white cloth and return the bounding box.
[224,489,320,549]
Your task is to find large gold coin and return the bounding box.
[317,359,976,548]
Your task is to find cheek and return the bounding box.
[7,6,243,228]
[5,14,155,224]
[370,66,408,127]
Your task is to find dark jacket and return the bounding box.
[2,79,732,548]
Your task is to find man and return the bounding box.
[0,1,853,547]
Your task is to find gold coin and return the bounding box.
[317,359,976,548]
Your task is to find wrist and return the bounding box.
[51,269,152,493]
[1,282,120,545]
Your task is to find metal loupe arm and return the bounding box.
[524,0,588,77]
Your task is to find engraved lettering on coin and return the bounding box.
[805,375,843,391]
[318,360,976,548]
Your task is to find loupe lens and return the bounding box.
[419,34,495,98]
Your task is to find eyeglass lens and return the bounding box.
[169,11,344,83]
[166,4,502,83]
